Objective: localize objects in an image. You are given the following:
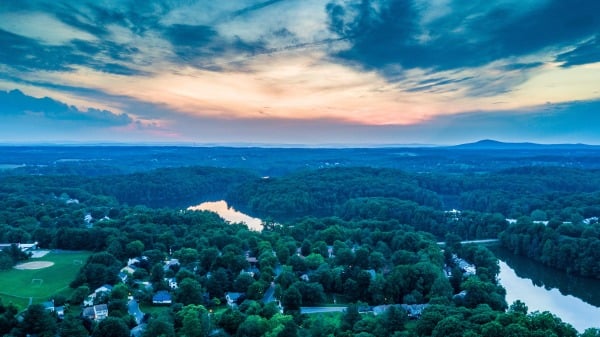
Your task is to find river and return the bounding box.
[495,248,600,332]
[187,200,263,231]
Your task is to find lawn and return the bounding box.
[0,250,91,309]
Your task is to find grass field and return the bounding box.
[0,250,91,309]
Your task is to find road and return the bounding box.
[437,239,499,246]
[128,300,144,324]
[262,282,276,304]
[300,306,347,314]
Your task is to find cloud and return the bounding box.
[325,0,600,73]
[0,28,143,75]
[556,35,600,67]
[0,89,132,126]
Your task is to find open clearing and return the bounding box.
[0,250,91,309]
[14,261,54,270]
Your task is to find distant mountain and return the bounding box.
[451,139,598,150]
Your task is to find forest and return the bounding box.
[0,145,600,337]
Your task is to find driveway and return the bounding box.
[128,300,144,324]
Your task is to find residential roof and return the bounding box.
[152,291,172,302]
[226,292,244,301]
[94,304,108,312]
[82,307,95,317]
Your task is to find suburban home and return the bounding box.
[83,284,113,306]
[118,272,129,283]
[164,258,180,271]
[0,242,38,253]
[225,292,244,307]
[452,254,476,276]
[42,300,55,312]
[165,277,178,289]
[152,291,173,305]
[82,304,109,321]
[121,265,137,275]
[95,284,114,294]
[55,306,65,319]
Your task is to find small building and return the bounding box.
[452,254,476,276]
[152,291,173,305]
[118,272,129,283]
[164,258,180,271]
[42,300,55,312]
[95,284,114,295]
[225,292,244,307]
[84,284,114,306]
[400,304,429,319]
[94,304,109,320]
[82,304,109,321]
[55,306,65,320]
[165,277,178,290]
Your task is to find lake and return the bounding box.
[187,200,263,231]
[496,248,600,332]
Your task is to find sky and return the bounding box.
[0,0,599,145]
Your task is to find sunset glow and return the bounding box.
[1,0,599,144]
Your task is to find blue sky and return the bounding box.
[0,0,599,145]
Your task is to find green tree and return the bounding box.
[282,286,302,313]
[176,304,210,337]
[125,240,145,258]
[218,308,246,335]
[92,317,130,337]
[175,278,204,305]
[69,285,90,304]
[20,303,57,337]
[237,315,268,337]
[59,315,89,337]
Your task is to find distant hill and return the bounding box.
[451,139,598,150]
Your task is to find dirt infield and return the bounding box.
[13,261,54,270]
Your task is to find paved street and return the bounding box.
[128,300,144,324]
[300,306,347,314]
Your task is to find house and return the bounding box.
[240,266,260,278]
[445,209,461,221]
[95,284,113,295]
[225,292,244,307]
[42,300,55,312]
[82,306,95,320]
[82,304,109,321]
[152,291,173,305]
[118,272,129,283]
[84,284,114,306]
[400,304,429,319]
[121,265,137,275]
[55,306,65,319]
[452,254,476,276]
[165,277,178,290]
[94,304,109,320]
[0,242,39,253]
[164,258,180,271]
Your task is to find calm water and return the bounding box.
[187,200,263,231]
[496,248,600,332]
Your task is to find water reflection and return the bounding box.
[496,249,600,332]
[188,200,263,231]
